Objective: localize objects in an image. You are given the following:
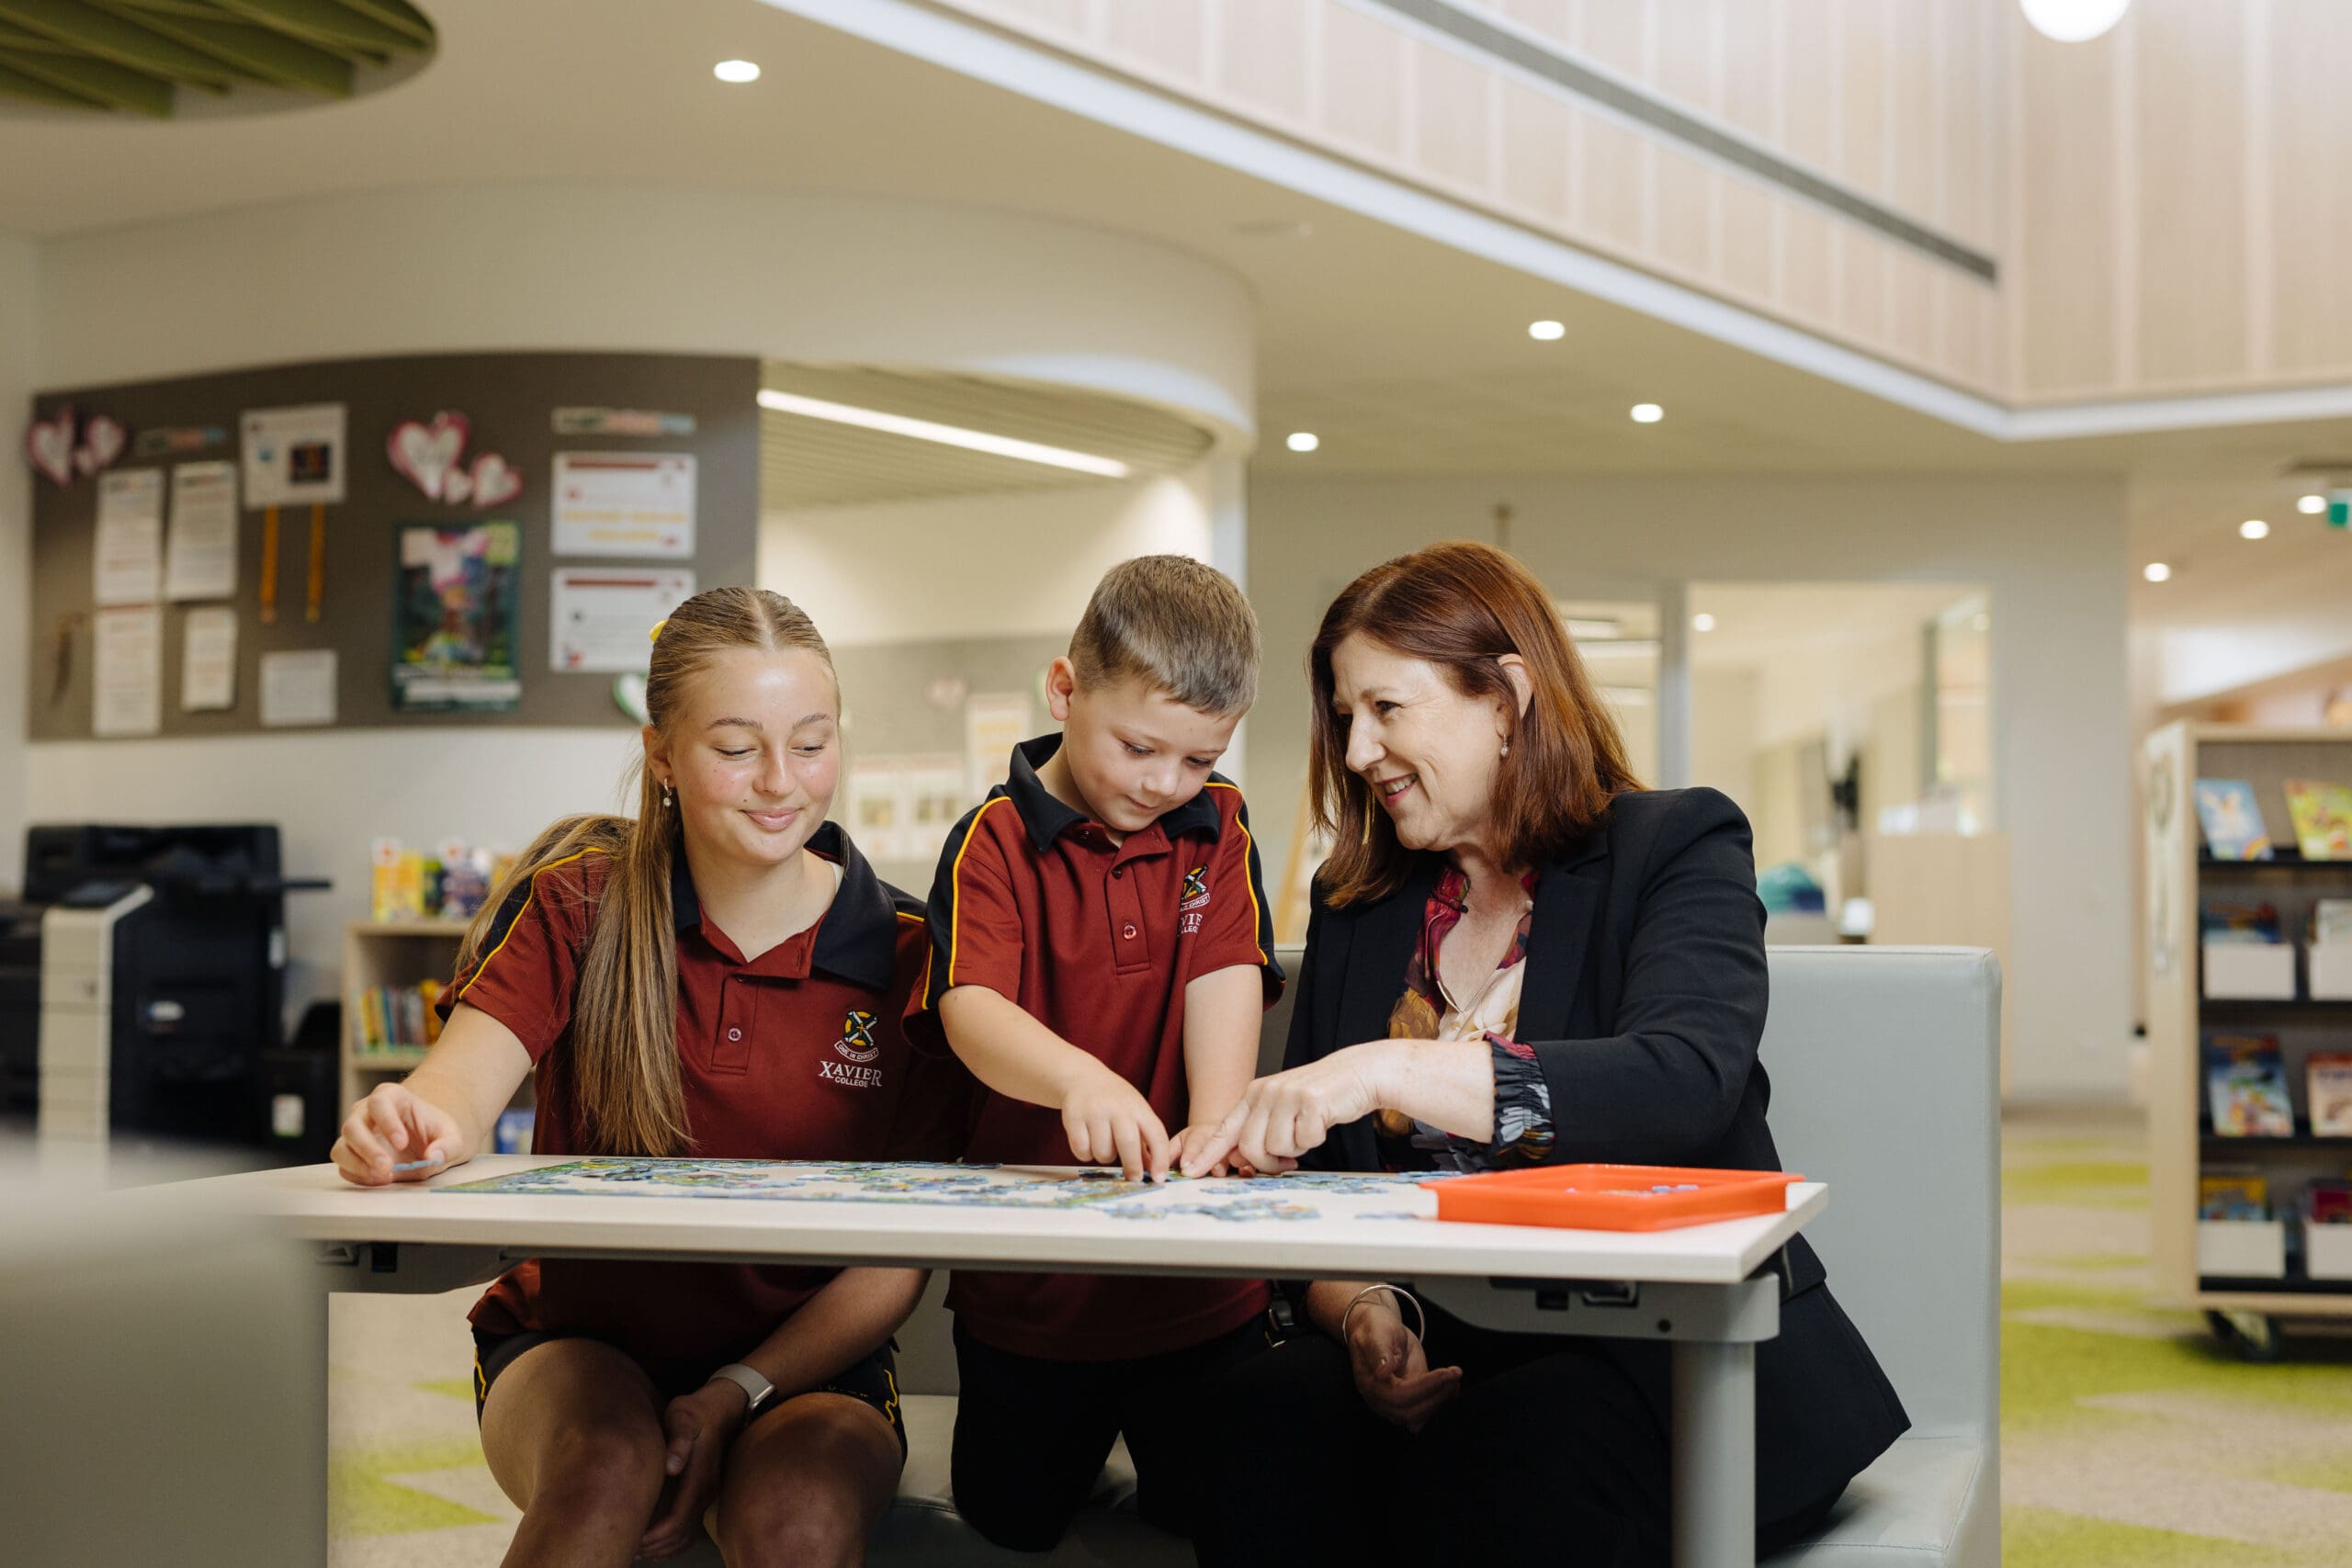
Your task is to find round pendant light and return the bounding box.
[2018,0,2132,44]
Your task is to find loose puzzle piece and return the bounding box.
[435,1158,1448,1221]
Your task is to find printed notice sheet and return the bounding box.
[164,461,240,601]
[260,649,337,728]
[181,606,238,712]
[94,468,164,606]
[550,567,696,672]
[93,604,163,736]
[551,453,695,558]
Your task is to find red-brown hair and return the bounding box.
[1307,540,1643,907]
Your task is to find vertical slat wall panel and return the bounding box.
[2018,18,2119,396]
[2266,0,2352,377]
[2132,0,2245,386]
[935,0,2018,398]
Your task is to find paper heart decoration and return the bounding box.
[441,464,473,506]
[24,406,74,486]
[386,412,470,501]
[469,452,522,508]
[73,414,127,477]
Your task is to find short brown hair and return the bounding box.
[1308,541,1642,906]
[1070,555,1260,715]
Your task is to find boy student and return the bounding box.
[913,555,1284,1551]
[333,587,967,1568]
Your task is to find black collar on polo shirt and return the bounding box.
[666,820,901,992]
[1001,732,1224,853]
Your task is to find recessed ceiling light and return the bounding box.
[2241,518,2271,540]
[2300,493,2329,514]
[754,389,1129,477]
[1528,320,1566,341]
[1285,432,1319,453]
[713,59,761,84]
[1631,403,1664,424]
[2018,0,2132,45]
[2143,561,2172,582]
[1691,612,1716,632]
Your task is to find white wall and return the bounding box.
[762,464,1226,646]
[0,231,32,895]
[27,729,644,1030]
[1249,474,2132,1101]
[16,186,1257,1017]
[32,186,1256,445]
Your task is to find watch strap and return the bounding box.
[709,1361,775,1416]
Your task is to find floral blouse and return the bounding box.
[1374,863,1557,1173]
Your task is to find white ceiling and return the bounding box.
[1,0,2344,674]
[758,363,1212,510]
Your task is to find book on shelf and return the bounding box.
[2195,779,2275,861]
[2205,1033,2296,1137]
[2283,779,2352,861]
[2315,900,2352,946]
[348,981,448,1053]
[2305,1178,2352,1225]
[2200,1168,2269,1221]
[2310,1054,2352,1136]
[2200,900,2284,944]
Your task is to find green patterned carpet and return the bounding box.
[322,1114,2352,1564]
[2001,1115,2352,1564]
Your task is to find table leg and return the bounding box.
[1671,1337,1756,1568]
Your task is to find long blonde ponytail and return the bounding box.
[458,586,835,1154]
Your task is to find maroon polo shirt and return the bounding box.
[913,733,1283,1361]
[441,821,969,1366]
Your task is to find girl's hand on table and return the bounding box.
[332,1083,461,1186]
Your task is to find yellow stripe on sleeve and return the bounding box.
[1204,782,1271,965]
[944,797,1011,989]
[454,847,603,1005]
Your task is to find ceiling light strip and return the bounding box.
[1359,0,2000,283]
[756,389,1132,477]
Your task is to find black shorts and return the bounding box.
[471,1328,907,1455]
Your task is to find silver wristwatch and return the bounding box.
[709,1361,775,1417]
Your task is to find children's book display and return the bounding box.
[2200,901,2283,945]
[2283,779,2352,861]
[2205,1034,2295,1137]
[2199,1169,2269,1221]
[2309,1054,2352,1137]
[2194,779,2274,860]
[351,980,445,1053]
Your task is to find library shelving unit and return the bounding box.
[2145,723,2352,1359]
[342,919,469,1109]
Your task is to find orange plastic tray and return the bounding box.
[1422,1164,1803,1232]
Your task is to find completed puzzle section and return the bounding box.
[435,1159,1443,1224]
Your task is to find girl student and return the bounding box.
[333,586,967,1567]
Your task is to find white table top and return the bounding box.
[153,1157,1826,1286]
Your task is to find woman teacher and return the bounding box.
[1184,541,1907,1564]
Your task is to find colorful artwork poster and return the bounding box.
[393,521,522,713]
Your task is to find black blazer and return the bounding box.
[1286,786,1909,1515]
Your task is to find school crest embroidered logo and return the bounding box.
[834,1010,881,1065]
[1180,865,1210,935]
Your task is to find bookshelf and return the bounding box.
[341,919,536,1117]
[2145,723,2352,1354]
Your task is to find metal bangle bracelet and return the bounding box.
[1340,1281,1427,1344]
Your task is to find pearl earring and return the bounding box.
[662,783,673,808]
[1499,740,1510,759]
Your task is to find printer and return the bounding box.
[20,825,330,1159]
